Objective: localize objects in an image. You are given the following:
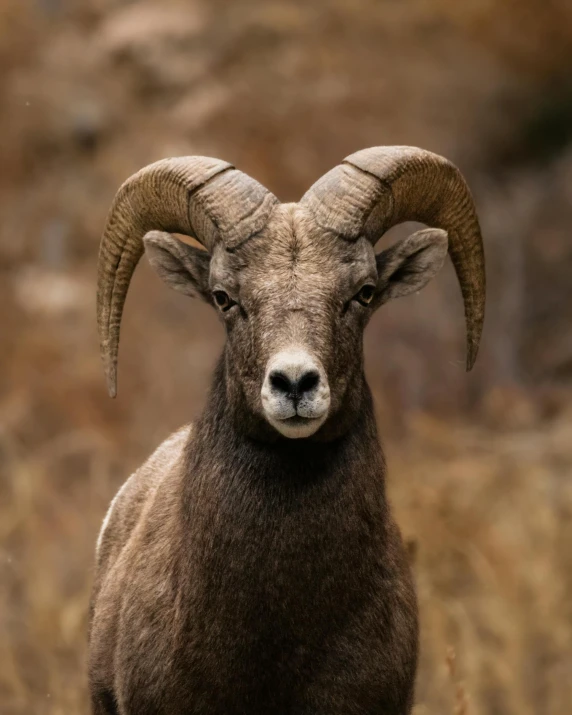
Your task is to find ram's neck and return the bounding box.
[176,355,395,675]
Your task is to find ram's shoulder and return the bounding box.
[95,424,193,566]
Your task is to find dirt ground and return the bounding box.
[1,1,572,713]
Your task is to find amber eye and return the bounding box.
[212,290,235,312]
[354,284,376,306]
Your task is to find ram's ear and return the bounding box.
[374,228,448,306]
[143,231,211,301]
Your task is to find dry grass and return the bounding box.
[388,407,572,714]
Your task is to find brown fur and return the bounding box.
[90,202,453,713]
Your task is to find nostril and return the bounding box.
[269,371,293,395]
[297,370,319,395]
[269,369,320,399]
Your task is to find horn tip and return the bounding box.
[466,345,479,372]
[104,362,117,398]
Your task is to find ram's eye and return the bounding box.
[353,284,376,306]
[212,290,235,312]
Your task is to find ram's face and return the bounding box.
[207,204,378,438]
[144,204,448,440]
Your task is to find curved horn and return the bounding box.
[97,156,278,397]
[301,146,485,371]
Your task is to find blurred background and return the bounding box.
[2,0,572,712]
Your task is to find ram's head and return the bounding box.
[97,148,485,439]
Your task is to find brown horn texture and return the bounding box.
[97,156,278,397]
[301,146,485,370]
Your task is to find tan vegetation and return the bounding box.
[1,1,572,713]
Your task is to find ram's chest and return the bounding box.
[195,479,381,628]
[112,491,389,712]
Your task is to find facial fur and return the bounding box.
[144,205,447,442]
[204,204,377,439]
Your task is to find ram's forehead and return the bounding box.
[210,203,376,290]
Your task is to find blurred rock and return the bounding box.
[12,266,91,317]
[97,1,208,95]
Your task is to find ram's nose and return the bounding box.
[261,348,330,439]
[268,367,320,403]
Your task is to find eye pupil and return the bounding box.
[213,290,232,311]
[356,285,375,306]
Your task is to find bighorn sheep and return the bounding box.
[90,147,485,715]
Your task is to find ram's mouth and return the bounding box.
[282,415,315,426]
[265,412,328,439]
